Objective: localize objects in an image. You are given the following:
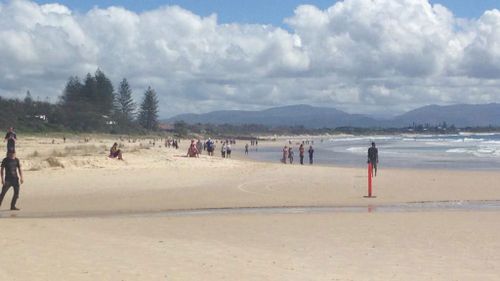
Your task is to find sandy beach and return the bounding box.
[1,136,499,280]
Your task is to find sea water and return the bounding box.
[246,133,500,170]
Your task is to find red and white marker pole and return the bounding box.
[367,162,373,197]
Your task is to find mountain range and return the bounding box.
[166,103,500,128]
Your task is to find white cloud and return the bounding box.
[0,0,500,117]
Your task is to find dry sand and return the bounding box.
[0,136,499,280]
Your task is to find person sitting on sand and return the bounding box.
[187,140,199,158]
[109,143,123,160]
[0,151,24,211]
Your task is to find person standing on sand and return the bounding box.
[282,146,288,164]
[226,143,232,158]
[4,127,16,153]
[308,145,314,165]
[206,138,215,156]
[245,143,249,155]
[221,142,226,158]
[367,142,379,177]
[288,147,294,164]
[0,151,24,211]
[196,139,203,155]
[299,144,305,165]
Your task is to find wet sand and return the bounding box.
[0,136,499,280]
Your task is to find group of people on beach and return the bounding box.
[165,139,180,149]
[282,143,315,165]
[280,140,378,176]
[0,124,380,212]
[186,138,237,158]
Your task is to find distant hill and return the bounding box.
[391,103,500,127]
[167,105,379,128]
[166,103,500,128]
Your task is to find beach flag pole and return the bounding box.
[367,163,373,197]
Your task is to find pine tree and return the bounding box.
[59,69,115,131]
[60,76,83,106]
[138,86,159,130]
[115,78,136,124]
[24,90,35,117]
[24,90,33,105]
[60,76,85,130]
[94,69,115,116]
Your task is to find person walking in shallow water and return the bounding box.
[288,147,294,164]
[308,145,314,165]
[0,151,23,211]
[299,144,305,165]
[282,146,288,164]
[367,142,379,177]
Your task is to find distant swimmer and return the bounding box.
[299,144,305,165]
[109,143,123,160]
[367,142,378,177]
[0,151,24,211]
[308,145,314,165]
[4,127,16,153]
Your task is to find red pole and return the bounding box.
[368,162,373,197]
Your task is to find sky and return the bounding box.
[33,0,500,25]
[1,0,500,117]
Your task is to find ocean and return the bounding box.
[245,133,500,170]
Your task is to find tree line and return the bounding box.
[0,69,160,133]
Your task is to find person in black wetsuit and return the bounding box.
[4,127,16,153]
[308,145,314,165]
[0,151,24,211]
[367,142,379,177]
